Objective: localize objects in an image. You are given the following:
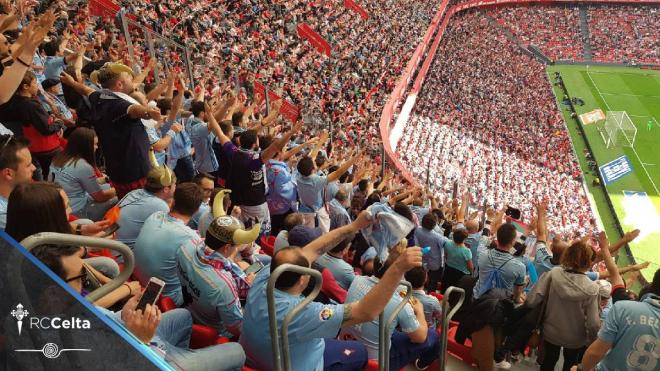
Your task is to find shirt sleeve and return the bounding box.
[514,263,526,286]
[108,98,134,123]
[76,162,103,195]
[597,301,620,343]
[24,100,61,136]
[397,302,420,333]
[290,302,344,341]
[464,247,473,262]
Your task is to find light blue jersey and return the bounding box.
[316,253,355,290]
[596,294,660,371]
[413,289,442,329]
[296,173,328,212]
[414,227,447,271]
[340,276,419,359]
[50,160,102,215]
[133,211,203,306]
[176,240,243,337]
[188,117,218,173]
[116,189,169,249]
[240,267,345,371]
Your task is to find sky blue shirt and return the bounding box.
[50,160,102,215]
[413,289,442,329]
[316,253,355,290]
[32,53,46,83]
[341,276,419,359]
[161,117,192,166]
[0,196,7,230]
[145,126,166,166]
[296,173,328,213]
[134,211,202,306]
[39,92,73,120]
[266,159,298,215]
[116,189,170,249]
[176,239,243,337]
[534,241,599,281]
[187,116,218,173]
[240,266,345,371]
[188,201,210,231]
[414,227,447,271]
[44,56,65,80]
[473,249,526,299]
[465,232,486,267]
[444,241,473,275]
[596,294,660,371]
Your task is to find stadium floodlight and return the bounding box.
[602,111,637,148]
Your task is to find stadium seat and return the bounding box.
[156,297,229,349]
[259,235,276,256]
[446,325,478,367]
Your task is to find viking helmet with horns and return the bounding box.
[205,189,261,247]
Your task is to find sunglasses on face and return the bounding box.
[65,265,90,286]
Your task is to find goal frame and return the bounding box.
[602,111,637,149]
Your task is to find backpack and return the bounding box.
[476,252,514,298]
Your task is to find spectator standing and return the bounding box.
[414,212,448,292]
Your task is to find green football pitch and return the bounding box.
[547,64,660,283]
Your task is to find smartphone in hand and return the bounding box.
[136,277,165,312]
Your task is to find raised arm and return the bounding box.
[260,121,303,163]
[60,72,95,97]
[280,137,316,162]
[342,246,423,327]
[327,153,360,183]
[302,210,372,262]
[535,200,548,243]
[309,131,329,161]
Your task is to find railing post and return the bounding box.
[184,46,194,91]
[378,280,413,371]
[119,9,137,73]
[439,286,465,370]
[145,28,160,84]
[267,264,323,371]
[20,232,135,303]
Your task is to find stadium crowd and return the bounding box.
[398,10,594,238]
[0,1,658,371]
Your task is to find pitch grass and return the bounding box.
[546,64,660,284]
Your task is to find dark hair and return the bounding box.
[271,246,310,290]
[639,268,660,298]
[393,202,413,222]
[453,229,469,244]
[156,98,173,115]
[19,70,36,93]
[239,130,258,150]
[431,208,444,222]
[31,244,80,279]
[193,172,215,186]
[421,213,437,231]
[52,128,97,168]
[358,179,369,192]
[405,266,427,289]
[232,111,243,126]
[297,156,315,176]
[335,189,348,203]
[6,182,72,242]
[283,213,304,231]
[171,183,204,216]
[0,135,30,170]
[330,236,352,254]
[497,223,517,247]
[259,135,273,151]
[190,100,205,117]
[220,120,233,136]
[560,241,593,272]
[43,38,62,56]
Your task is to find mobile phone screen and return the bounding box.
[102,223,120,237]
[245,262,264,275]
[136,279,164,312]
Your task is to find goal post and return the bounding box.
[603,111,637,148]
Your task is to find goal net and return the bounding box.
[603,111,637,148]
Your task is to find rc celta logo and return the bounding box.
[10,302,92,335]
[10,303,29,336]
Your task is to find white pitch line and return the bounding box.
[586,71,660,196]
[600,92,660,98]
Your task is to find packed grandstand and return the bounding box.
[0,0,658,370]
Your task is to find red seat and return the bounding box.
[428,292,443,302]
[364,359,379,371]
[446,325,478,367]
[157,296,226,349]
[259,235,276,256]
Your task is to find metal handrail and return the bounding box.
[267,264,323,371]
[378,280,413,371]
[20,232,135,303]
[438,286,465,370]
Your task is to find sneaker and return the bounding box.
[510,352,522,363]
[414,359,429,370]
[494,360,512,370]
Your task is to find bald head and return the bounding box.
[465,220,479,233]
[271,246,310,291]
